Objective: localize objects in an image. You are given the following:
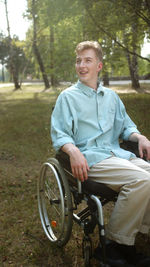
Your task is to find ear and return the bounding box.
[97,62,103,72]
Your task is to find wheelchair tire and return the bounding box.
[37,158,73,247]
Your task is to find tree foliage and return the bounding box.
[0,34,32,85]
[2,0,149,90]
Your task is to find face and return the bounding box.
[75,48,102,89]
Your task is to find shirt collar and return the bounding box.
[76,80,104,96]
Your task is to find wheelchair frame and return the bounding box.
[37,141,142,267]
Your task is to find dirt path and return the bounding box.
[0,81,150,94]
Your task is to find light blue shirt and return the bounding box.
[51,80,140,167]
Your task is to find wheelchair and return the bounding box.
[37,141,141,267]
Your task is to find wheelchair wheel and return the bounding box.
[37,158,73,247]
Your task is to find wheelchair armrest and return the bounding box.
[56,150,72,172]
[120,140,149,161]
[120,140,140,157]
[56,150,117,199]
[56,151,82,193]
[56,141,140,170]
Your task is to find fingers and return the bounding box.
[138,145,143,159]
[71,159,89,182]
[144,149,150,161]
[147,151,150,160]
[69,149,90,182]
[72,165,88,182]
[139,144,150,160]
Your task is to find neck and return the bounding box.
[81,80,98,90]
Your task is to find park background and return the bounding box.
[0,0,150,266]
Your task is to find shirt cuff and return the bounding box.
[53,137,75,151]
[121,128,140,141]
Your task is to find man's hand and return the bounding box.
[138,136,150,160]
[129,133,150,160]
[61,143,89,182]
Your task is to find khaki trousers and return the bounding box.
[88,157,150,245]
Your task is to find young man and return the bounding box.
[51,41,150,266]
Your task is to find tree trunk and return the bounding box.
[50,25,55,86]
[32,0,50,90]
[33,44,50,89]
[4,0,20,90]
[49,26,58,86]
[131,53,140,89]
[12,70,20,90]
[1,60,5,82]
[126,51,140,90]
[125,14,143,92]
[103,71,109,86]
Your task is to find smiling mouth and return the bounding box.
[79,71,88,75]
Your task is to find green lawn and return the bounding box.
[0,85,150,267]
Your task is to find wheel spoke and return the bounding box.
[37,159,73,246]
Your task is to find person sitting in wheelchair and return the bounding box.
[51,41,150,267]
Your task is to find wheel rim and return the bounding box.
[37,159,73,246]
[38,163,65,242]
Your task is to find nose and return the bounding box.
[79,60,86,68]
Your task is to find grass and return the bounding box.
[0,84,150,267]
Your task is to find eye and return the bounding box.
[86,58,91,63]
[76,58,81,64]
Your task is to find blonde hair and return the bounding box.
[75,41,103,62]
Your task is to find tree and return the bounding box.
[125,0,150,28]
[0,34,33,84]
[82,0,150,61]
[24,0,149,90]
[36,0,81,85]
[79,0,149,90]
[0,33,8,82]
[7,38,31,85]
[31,0,50,89]
[25,0,86,84]
[4,0,21,89]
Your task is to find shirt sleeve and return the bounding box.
[51,93,75,151]
[117,96,140,140]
